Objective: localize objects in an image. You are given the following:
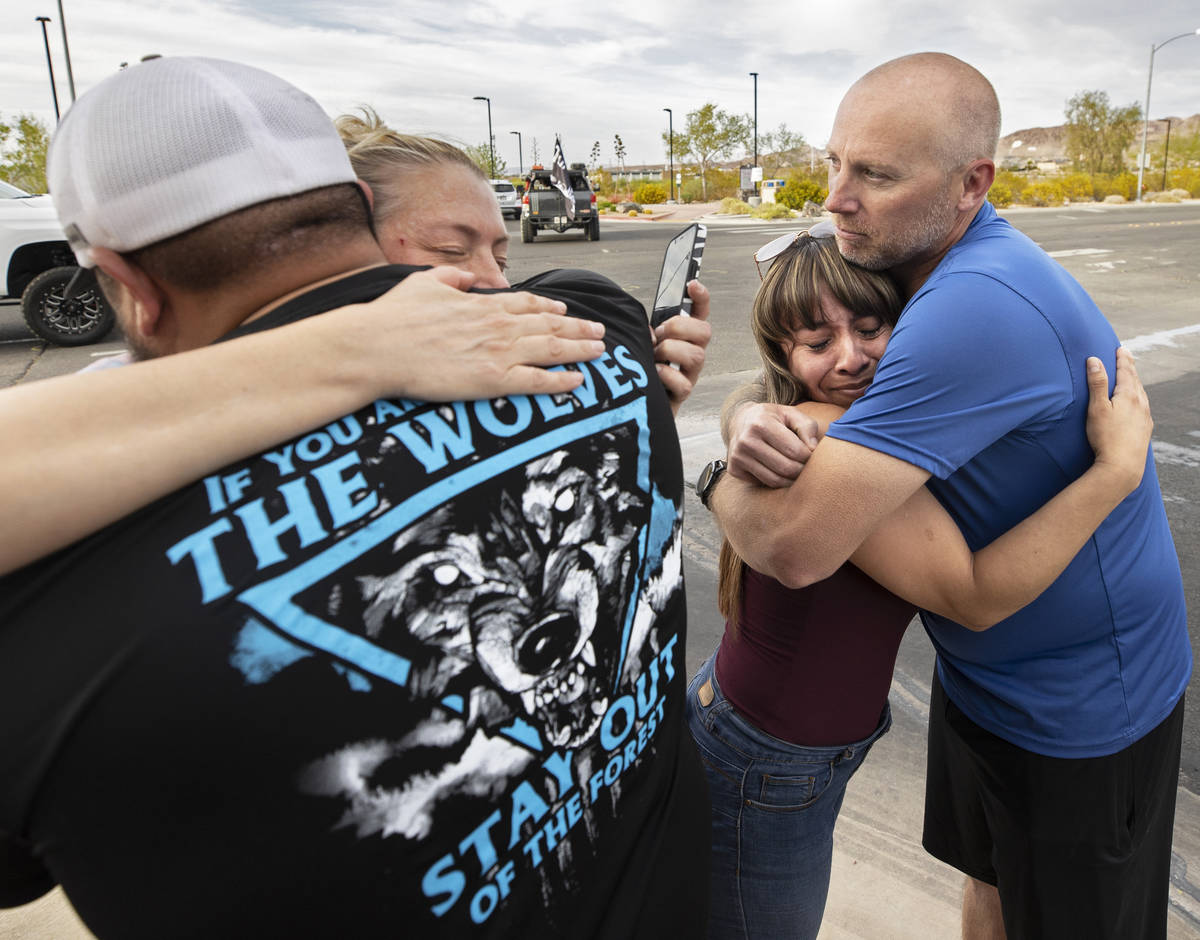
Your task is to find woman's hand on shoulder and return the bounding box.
[1085,348,1152,494]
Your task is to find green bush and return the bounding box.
[1060,173,1094,202]
[679,179,705,203]
[633,182,668,204]
[706,169,741,201]
[751,202,793,220]
[776,177,825,210]
[987,183,1013,208]
[1021,181,1065,207]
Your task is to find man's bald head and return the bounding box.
[845,53,1000,171]
[824,53,1000,288]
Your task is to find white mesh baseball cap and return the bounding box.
[48,56,356,268]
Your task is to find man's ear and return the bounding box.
[89,247,167,339]
[958,160,996,212]
[357,178,374,211]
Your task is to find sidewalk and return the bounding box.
[597,199,725,223]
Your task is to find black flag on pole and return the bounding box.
[550,135,575,220]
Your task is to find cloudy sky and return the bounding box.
[4,0,1199,172]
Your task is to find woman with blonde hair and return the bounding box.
[337,108,512,288]
[688,224,1152,939]
[336,109,710,406]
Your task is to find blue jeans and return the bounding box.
[686,652,892,940]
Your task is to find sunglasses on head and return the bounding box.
[753,219,837,280]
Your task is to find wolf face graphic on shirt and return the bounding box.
[353,440,646,749]
[210,365,684,926]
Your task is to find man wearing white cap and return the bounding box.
[0,57,708,938]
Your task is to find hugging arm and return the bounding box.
[850,351,1150,628]
[0,268,605,574]
[712,429,928,588]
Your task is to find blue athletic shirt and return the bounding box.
[827,202,1190,758]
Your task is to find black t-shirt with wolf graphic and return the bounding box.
[0,265,709,938]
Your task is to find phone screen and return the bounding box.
[651,223,706,327]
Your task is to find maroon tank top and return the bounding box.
[715,563,916,746]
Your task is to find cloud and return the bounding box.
[5,0,1198,171]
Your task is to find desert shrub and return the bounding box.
[705,169,741,201]
[1060,173,1094,202]
[751,202,793,220]
[679,179,704,203]
[993,169,1029,200]
[633,182,668,204]
[1167,168,1200,197]
[1021,180,1065,206]
[1102,194,1126,204]
[1093,172,1138,201]
[626,209,640,216]
[597,199,615,211]
[776,177,825,210]
[719,197,752,215]
[987,183,1013,208]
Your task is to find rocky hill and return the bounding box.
[998,115,1200,167]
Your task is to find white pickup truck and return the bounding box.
[1,179,115,345]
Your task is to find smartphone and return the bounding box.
[651,222,707,327]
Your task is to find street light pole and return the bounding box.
[473,96,494,177]
[509,131,523,176]
[35,17,60,123]
[56,0,76,102]
[1136,28,1200,202]
[663,108,674,202]
[1162,118,1172,192]
[749,72,758,168]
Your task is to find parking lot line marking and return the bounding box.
[1123,323,1200,354]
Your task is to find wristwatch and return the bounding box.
[696,458,727,510]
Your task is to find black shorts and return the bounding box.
[922,670,1183,940]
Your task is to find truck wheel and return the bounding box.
[587,217,600,241]
[21,266,116,347]
[521,217,536,243]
